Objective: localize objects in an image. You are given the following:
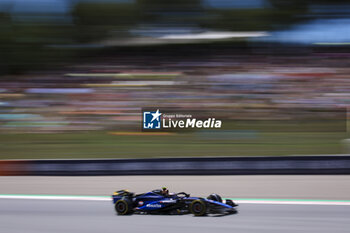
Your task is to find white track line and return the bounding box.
[0,195,110,201]
[0,195,350,206]
[235,200,350,206]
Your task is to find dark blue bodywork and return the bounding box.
[112,189,237,215]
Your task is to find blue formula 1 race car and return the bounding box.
[112,189,238,216]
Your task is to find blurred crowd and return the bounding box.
[0,51,349,133]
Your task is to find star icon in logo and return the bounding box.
[151,109,162,122]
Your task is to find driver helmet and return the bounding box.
[161,187,169,195]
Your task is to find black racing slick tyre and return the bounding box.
[115,199,133,215]
[190,200,207,216]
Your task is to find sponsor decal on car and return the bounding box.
[160,199,176,203]
[146,203,162,208]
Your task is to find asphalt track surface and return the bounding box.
[1,199,350,233]
[1,175,350,199]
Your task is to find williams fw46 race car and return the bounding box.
[112,189,238,216]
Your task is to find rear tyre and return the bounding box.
[190,200,207,216]
[115,199,133,215]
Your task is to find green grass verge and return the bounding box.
[0,131,348,159]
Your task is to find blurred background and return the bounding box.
[0,0,349,159]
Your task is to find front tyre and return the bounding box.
[190,200,207,216]
[115,199,133,215]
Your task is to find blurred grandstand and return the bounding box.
[0,0,349,158]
